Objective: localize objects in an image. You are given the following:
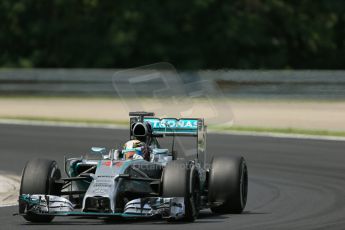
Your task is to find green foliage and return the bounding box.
[0,0,344,69]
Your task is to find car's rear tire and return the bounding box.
[162,161,200,222]
[19,158,61,223]
[208,155,248,214]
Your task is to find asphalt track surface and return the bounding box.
[1,124,345,230]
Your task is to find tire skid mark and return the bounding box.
[242,162,345,230]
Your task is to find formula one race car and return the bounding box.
[18,112,248,223]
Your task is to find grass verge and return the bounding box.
[212,126,345,137]
[0,116,128,126]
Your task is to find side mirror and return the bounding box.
[91,147,106,155]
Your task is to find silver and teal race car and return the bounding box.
[18,112,248,222]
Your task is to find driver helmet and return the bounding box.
[122,140,144,160]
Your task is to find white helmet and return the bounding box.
[122,140,144,160]
[123,140,143,150]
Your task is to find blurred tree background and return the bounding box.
[0,0,344,69]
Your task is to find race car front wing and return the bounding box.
[18,194,185,219]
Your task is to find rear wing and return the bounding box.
[129,112,207,167]
[143,118,200,136]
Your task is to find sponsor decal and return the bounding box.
[144,118,198,129]
[114,162,123,167]
[101,161,124,167]
[102,161,112,167]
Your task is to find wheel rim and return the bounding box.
[240,163,248,208]
[189,170,200,219]
[192,173,200,211]
[48,163,61,195]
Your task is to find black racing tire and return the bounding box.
[208,155,248,214]
[162,160,200,222]
[19,158,61,223]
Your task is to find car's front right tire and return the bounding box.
[19,158,61,222]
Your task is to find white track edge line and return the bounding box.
[1,119,345,142]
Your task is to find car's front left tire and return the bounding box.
[161,160,201,222]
